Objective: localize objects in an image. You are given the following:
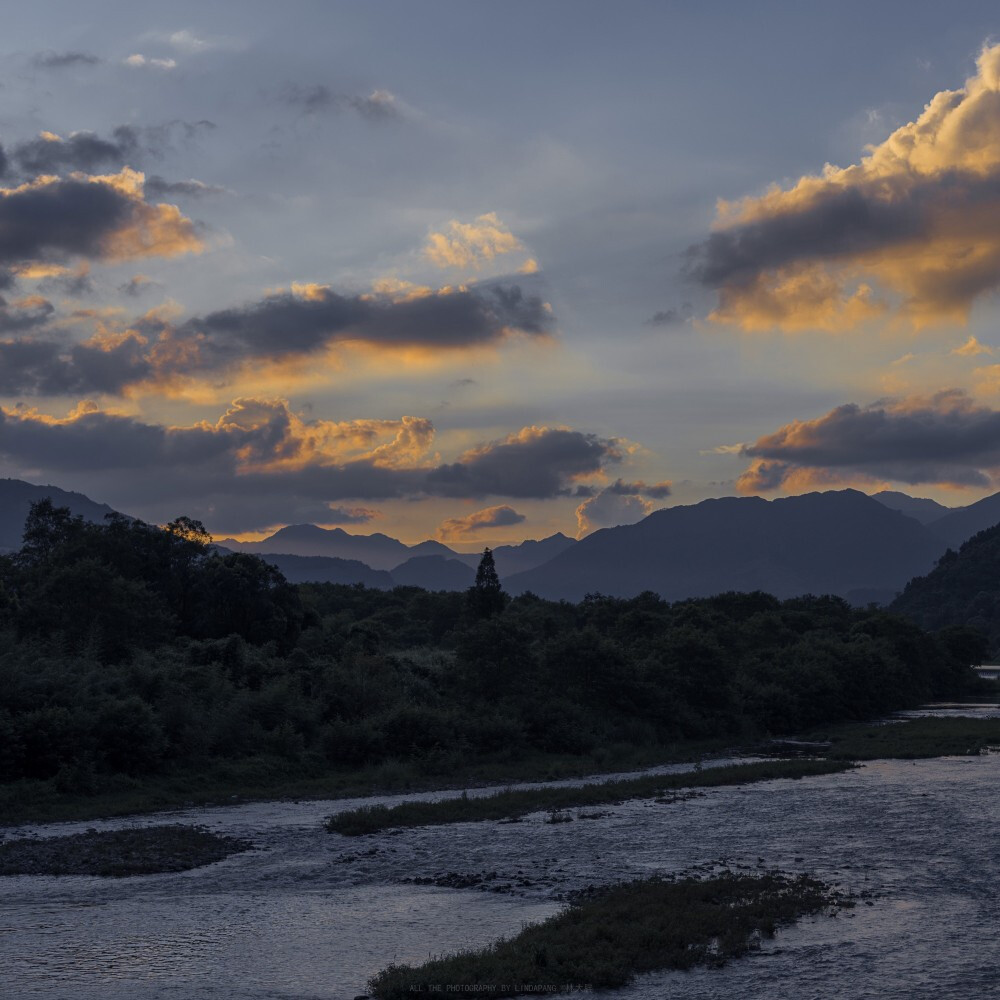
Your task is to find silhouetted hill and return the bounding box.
[392,555,476,590]
[891,523,1000,655]
[218,524,460,571]
[258,553,394,588]
[505,490,946,603]
[871,490,955,525]
[927,491,1000,549]
[0,479,119,552]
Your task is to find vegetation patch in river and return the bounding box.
[326,758,852,835]
[815,717,1000,760]
[366,871,850,997]
[0,824,253,876]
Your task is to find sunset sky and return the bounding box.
[5,2,1000,547]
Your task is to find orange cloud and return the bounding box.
[436,503,526,540]
[691,44,1000,332]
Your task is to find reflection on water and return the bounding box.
[2,716,999,999]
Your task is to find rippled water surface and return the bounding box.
[3,712,999,999]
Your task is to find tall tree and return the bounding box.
[468,547,506,618]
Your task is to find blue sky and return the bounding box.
[4,2,1000,545]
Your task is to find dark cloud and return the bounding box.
[282,84,400,120]
[32,51,101,69]
[645,303,691,327]
[8,121,216,179]
[737,390,1000,492]
[169,282,552,370]
[0,281,549,396]
[118,275,162,297]
[685,184,925,290]
[145,176,229,199]
[605,478,672,498]
[0,295,55,333]
[0,177,133,262]
[0,143,8,179]
[38,270,94,297]
[426,427,623,499]
[12,128,138,175]
[0,403,624,532]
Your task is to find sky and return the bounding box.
[5,2,1000,547]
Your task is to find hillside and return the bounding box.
[0,479,119,552]
[891,523,1000,655]
[506,489,947,603]
[926,491,1000,548]
[871,490,955,525]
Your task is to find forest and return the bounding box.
[0,502,987,802]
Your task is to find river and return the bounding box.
[2,705,999,999]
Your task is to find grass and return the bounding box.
[0,824,252,876]
[809,716,1000,760]
[325,758,853,836]
[0,739,735,827]
[367,871,850,998]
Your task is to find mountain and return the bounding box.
[926,491,1000,549]
[891,523,1000,655]
[871,490,955,525]
[505,489,947,603]
[217,524,460,571]
[392,555,476,591]
[257,553,394,588]
[0,478,119,552]
[453,533,577,576]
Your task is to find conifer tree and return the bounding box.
[468,547,506,618]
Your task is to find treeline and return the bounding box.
[892,522,1000,656]
[0,503,987,794]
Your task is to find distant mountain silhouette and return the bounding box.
[891,523,1000,655]
[505,490,947,603]
[451,533,577,576]
[871,490,955,525]
[217,524,459,570]
[0,478,119,552]
[392,555,476,591]
[257,553,394,588]
[926,491,1000,549]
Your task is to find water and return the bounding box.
[2,710,999,999]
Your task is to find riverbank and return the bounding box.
[4,712,997,828]
[326,759,853,836]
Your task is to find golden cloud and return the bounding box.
[424,212,525,270]
[436,503,526,541]
[691,44,1000,331]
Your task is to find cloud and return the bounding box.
[575,489,653,537]
[688,43,1000,331]
[8,122,216,179]
[12,130,137,176]
[118,274,162,297]
[952,335,992,356]
[424,213,524,270]
[0,294,55,332]
[32,51,101,69]
[427,426,624,498]
[0,169,202,274]
[0,280,550,396]
[282,85,401,120]
[145,176,230,199]
[436,504,526,540]
[603,478,673,498]
[0,402,627,532]
[735,389,1000,492]
[645,303,692,327]
[124,54,177,70]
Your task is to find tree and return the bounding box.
[467,547,506,618]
